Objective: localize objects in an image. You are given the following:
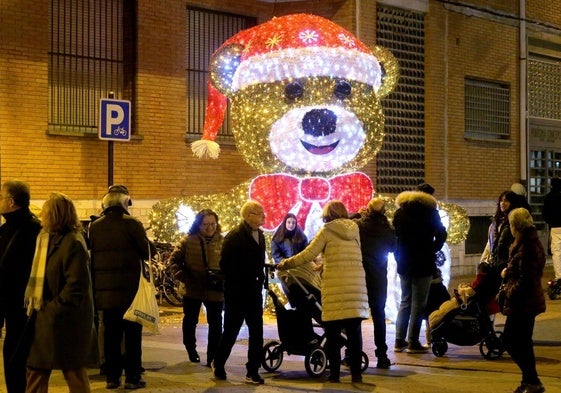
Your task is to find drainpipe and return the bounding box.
[355,0,360,40]
[444,8,449,200]
[520,0,528,185]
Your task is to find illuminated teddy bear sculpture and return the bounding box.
[150,13,400,241]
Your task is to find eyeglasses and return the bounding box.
[250,212,265,217]
[201,223,217,227]
[0,195,12,201]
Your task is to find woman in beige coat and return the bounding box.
[277,200,369,383]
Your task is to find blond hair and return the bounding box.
[40,192,82,233]
[508,207,534,234]
[240,200,264,220]
[322,200,349,222]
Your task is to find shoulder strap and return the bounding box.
[198,237,208,268]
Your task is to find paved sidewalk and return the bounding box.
[1,269,560,392]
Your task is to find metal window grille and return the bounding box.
[528,57,561,120]
[376,6,426,194]
[49,0,126,135]
[185,7,256,143]
[464,78,510,140]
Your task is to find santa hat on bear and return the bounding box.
[191,13,385,159]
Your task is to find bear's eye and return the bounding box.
[285,81,304,100]
[334,80,352,99]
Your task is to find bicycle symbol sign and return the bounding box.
[99,99,131,141]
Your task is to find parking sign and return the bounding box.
[99,99,131,141]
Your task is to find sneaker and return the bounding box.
[513,383,527,393]
[211,361,227,380]
[376,356,392,369]
[245,373,265,384]
[394,339,408,352]
[406,341,429,354]
[522,383,545,393]
[352,375,363,383]
[124,378,146,389]
[106,380,120,389]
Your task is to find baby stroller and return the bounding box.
[261,265,369,377]
[429,290,505,360]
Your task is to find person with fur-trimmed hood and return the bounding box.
[393,190,447,354]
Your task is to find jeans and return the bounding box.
[365,267,388,358]
[395,274,432,343]
[182,296,223,364]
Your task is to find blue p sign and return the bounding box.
[99,99,131,141]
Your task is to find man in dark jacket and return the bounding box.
[542,177,561,284]
[89,186,150,390]
[211,201,266,384]
[0,180,42,393]
[393,190,447,354]
[355,198,396,369]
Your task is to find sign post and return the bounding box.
[99,94,131,187]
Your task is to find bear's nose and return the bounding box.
[302,109,337,137]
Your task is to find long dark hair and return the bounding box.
[188,209,221,236]
[272,213,307,244]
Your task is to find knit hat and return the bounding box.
[107,184,132,206]
[191,13,385,159]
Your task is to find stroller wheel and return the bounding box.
[479,331,504,360]
[431,339,448,357]
[305,347,327,377]
[262,341,283,372]
[360,351,369,372]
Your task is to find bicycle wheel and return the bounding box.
[162,275,183,306]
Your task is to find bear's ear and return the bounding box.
[372,46,399,98]
[209,43,245,96]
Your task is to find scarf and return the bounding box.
[24,232,49,316]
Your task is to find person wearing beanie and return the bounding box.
[89,186,151,389]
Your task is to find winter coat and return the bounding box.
[355,210,396,274]
[169,232,224,302]
[272,231,321,291]
[502,226,546,316]
[0,208,42,311]
[219,221,266,300]
[393,191,447,277]
[89,206,150,310]
[542,188,561,228]
[26,231,98,370]
[278,218,369,322]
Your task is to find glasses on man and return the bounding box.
[249,212,265,217]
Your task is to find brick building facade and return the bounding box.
[2,0,561,275]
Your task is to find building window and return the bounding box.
[464,78,510,141]
[376,6,426,194]
[185,7,255,144]
[49,0,134,135]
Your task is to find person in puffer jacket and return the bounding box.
[277,200,369,384]
[393,190,447,354]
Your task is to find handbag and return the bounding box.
[124,242,160,334]
[200,238,224,292]
[496,281,507,314]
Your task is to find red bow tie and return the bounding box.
[249,172,373,231]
